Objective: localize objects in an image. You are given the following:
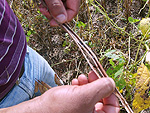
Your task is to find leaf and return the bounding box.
[27,30,32,36]
[62,41,67,47]
[76,21,86,28]
[106,65,126,90]
[26,36,29,42]
[54,74,63,86]
[115,77,126,90]
[128,17,134,23]
[41,15,48,20]
[128,17,140,24]
[87,0,94,4]
[34,79,51,94]
[111,54,119,60]
[133,19,140,23]
[132,63,150,113]
[37,10,41,14]
[104,49,116,58]
[109,59,115,67]
[38,83,47,94]
[34,74,63,94]
[139,18,150,38]
[34,81,39,93]
[114,66,124,78]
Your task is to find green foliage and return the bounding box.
[128,17,140,24]
[76,21,86,28]
[143,0,148,2]
[84,41,94,48]
[37,10,48,20]
[145,62,150,70]
[26,29,35,42]
[103,49,126,90]
[62,40,69,47]
[27,30,32,36]
[26,36,30,42]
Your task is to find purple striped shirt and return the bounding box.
[0,0,27,99]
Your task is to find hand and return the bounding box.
[39,0,80,26]
[39,71,120,113]
[0,71,120,113]
[71,71,120,113]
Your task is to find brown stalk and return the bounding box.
[61,23,133,113]
[37,0,133,112]
[35,78,52,89]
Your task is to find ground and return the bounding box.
[8,0,150,112]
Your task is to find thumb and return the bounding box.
[78,77,115,109]
[44,0,67,23]
[40,77,115,113]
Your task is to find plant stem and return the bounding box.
[134,28,150,63]
[92,0,130,36]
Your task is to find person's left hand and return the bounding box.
[39,0,80,26]
[3,71,120,113]
[38,71,120,113]
[71,71,120,113]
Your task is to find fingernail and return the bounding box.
[56,14,67,23]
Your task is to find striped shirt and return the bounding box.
[0,0,27,99]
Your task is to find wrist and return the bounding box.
[0,96,43,113]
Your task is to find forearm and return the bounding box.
[0,96,42,113]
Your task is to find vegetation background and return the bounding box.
[7,0,150,112]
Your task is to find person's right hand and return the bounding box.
[39,0,80,26]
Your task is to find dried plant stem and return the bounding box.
[138,0,150,15]
[38,0,134,112]
[51,57,79,68]
[61,23,133,113]
[134,27,150,63]
[126,35,131,68]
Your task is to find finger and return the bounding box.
[42,77,115,113]
[95,111,105,113]
[102,105,120,113]
[103,93,120,107]
[78,74,88,85]
[102,94,120,113]
[65,0,80,21]
[39,6,52,20]
[49,19,59,26]
[78,78,115,110]
[44,0,67,23]
[88,71,99,83]
[94,110,105,113]
[39,3,56,26]
[95,102,103,111]
[71,79,79,85]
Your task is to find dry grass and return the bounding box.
[7,0,150,112]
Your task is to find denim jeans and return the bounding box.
[0,46,58,108]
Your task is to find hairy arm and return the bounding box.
[0,96,42,113]
[0,72,119,113]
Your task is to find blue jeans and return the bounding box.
[0,46,58,108]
